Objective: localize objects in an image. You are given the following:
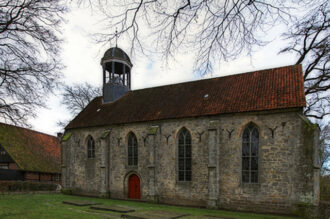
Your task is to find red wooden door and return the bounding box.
[128,174,140,199]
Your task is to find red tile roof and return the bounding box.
[66,65,305,129]
[0,123,60,173]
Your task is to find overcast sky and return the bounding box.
[30,5,299,136]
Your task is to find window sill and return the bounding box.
[126,165,138,170]
[208,165,216,168]
[241,182,260,193]
[242,182,259,186]
[176,180,192,185]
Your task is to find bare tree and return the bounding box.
[320,125,330,175]
[76,0,294,75]
[58,82,101,128]
[76,0,329,121]
[0,0,66,127]
[280,2,329,121]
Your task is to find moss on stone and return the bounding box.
[62,132,72,142]
[101,130,111,139]
[298,113,319,130]
[209,120,219,129]
[148,126,158,135]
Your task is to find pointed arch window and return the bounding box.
[242,123,259,183]
[128,132,138,166]
[178,128,192,181]
[87,135,95,159]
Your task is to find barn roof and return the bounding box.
[66,64,306,130]
[0,123,60,173]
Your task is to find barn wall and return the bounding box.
[25,172,39,181]
[8,163,19,170]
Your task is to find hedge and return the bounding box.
[0,181,57,192]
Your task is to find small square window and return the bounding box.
[0,164,9,169]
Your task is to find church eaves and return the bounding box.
[66,64,306,130]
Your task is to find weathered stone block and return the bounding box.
[61,109,319,215]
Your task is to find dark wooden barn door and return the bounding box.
[128,174,140,199]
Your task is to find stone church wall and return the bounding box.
[61,109,319,214]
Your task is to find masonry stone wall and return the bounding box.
[61,109,319,214]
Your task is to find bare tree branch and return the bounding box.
[320,124,330,175]
[75,0,329,122]
[58,83,101,128]
[280,2,329,121]
[76,0,293,75]
[0,0,66,127]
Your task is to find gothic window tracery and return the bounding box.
[87,135,95,159]
[128,132,138,166]
[242,123,259,183]
[178,128,192,181]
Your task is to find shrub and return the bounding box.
[0,181,10,191]
[0,181,57,192]
[321,176,330,201]
[61,188,72,195]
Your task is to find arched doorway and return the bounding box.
[128,174,140,199]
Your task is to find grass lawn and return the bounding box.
[0,193,297,219]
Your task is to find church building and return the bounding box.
[61,47,320,214]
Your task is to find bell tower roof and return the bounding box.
[101,46,132,103]
[101,47,132,67]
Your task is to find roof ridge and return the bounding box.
[66,64,305,130]
[0,122,58,139]
[131,64,300,92]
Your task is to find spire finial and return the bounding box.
[115,28,118,47]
